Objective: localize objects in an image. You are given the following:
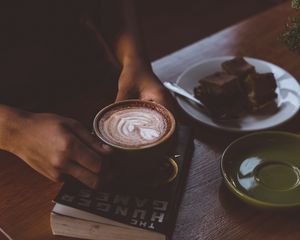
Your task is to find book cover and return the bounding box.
[52,125,193,239]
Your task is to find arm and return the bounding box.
[112,0,150,70]
[0,104,112,189]
[114,1,172,103]
[92,0,174,110]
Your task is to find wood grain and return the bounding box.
[1,2,300,240]
[152,2,300,240]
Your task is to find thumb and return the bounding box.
[115,87,138,102]
[115,90,130,102]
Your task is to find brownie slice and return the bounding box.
[222,57,256,79]
[198,72,242,96]
[244,72,277,110]
[194,72,245,117]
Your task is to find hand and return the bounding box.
[115,64,175,112]
[8,112,112,189]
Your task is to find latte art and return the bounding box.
[99,107,167,148]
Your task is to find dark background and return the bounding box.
[0,0,286,113]
[138,0,286,60]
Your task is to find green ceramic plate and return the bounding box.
[221,131,300,208]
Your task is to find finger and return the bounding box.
[70,137,103,173]
[115,81,139,102]
[140,87,176,113]
[115,89,131,102]
[68,122,113,155]
[64,162,100,189]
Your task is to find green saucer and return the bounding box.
[221,131,300,208]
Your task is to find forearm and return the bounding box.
[116,0,148,67]
[100,0,151,70]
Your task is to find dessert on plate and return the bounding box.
[194,71,244,118]
[244,72,277,110]
[194,57,278,118]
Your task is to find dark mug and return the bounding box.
[93,100,176,176]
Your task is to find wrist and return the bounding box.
[118,63,155,89]
[122,54,152,72]
[0,105,31,153]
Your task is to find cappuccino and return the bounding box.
[98,106,167,148]
[93,100,176,175]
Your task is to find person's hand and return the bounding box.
[115,63,174,111]
[81,16,174,111]
[8,112,112,189]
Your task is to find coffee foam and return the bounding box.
[99,106,168,148]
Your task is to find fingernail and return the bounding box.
[102,144,113,152]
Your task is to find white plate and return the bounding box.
[176,56,300,132]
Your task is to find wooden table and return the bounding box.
[1,2,300,239]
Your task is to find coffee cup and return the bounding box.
[93,99,176,176]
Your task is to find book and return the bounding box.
[50,125,193,240]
